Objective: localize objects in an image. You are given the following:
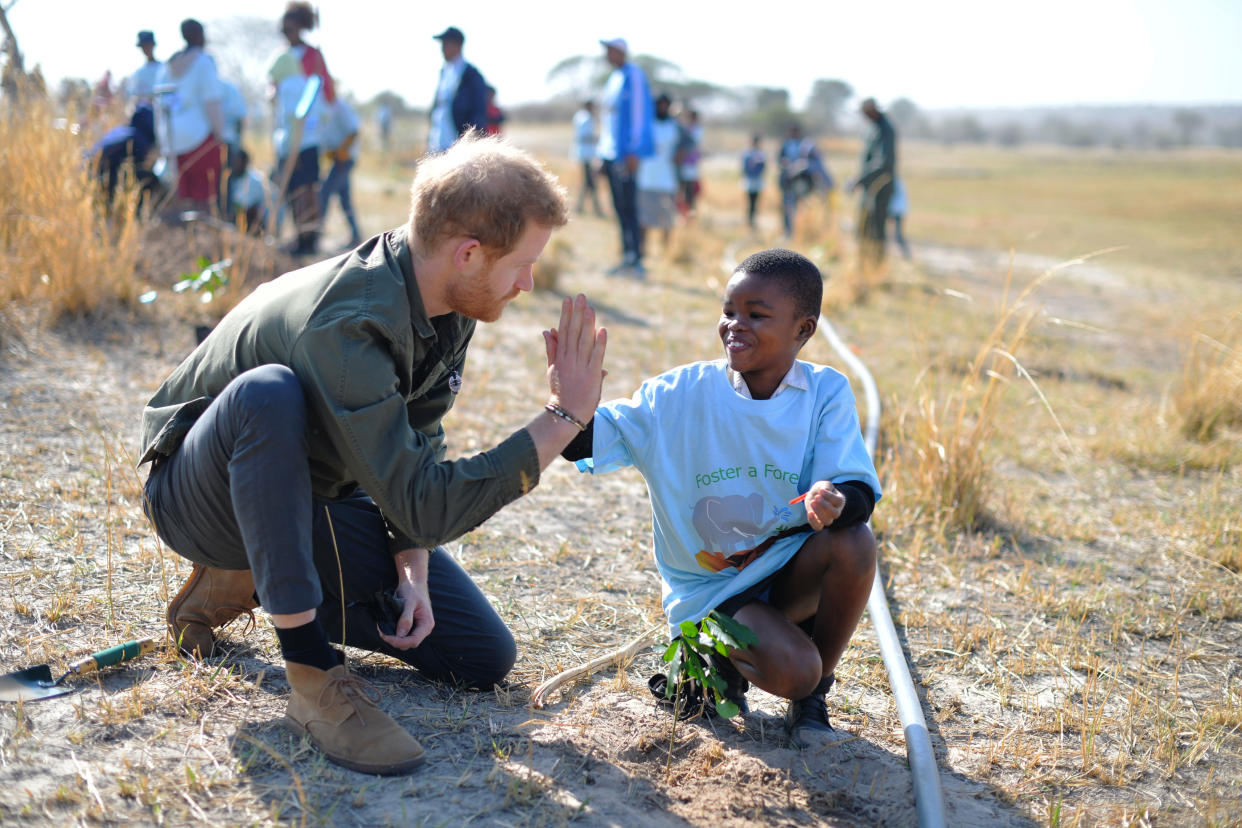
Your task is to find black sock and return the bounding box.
[275,619,340,672]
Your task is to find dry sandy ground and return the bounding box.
[1,210,1238,826]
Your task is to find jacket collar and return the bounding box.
[388,227,436,340]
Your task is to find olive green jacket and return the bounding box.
[140,228,539,553]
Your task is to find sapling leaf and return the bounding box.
[662,640,679,662]
[704,617,740,652]
[678,620,699,639]
[714,699,740,719]
[704,672,726,694]
[684,652,706,684]
[710,611,758,648]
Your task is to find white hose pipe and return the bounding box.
[817,317,947,828]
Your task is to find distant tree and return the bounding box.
[1215,120,1242,149]
[887,96,933,139]
[743,86,797,135]
[207,16,285,110]
[994,121,1025,147]
[55,76,90,109]
[546,54,609,99]
[939,115,987,145]
[547,52,728,113]
[887,97,919,130]
[804,78,852,133]
[1172,108,1204,146]
[369,90,411,116]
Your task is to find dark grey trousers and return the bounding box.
[143,364,516,688]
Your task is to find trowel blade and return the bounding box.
[0,665,72,702]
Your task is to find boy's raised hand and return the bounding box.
[802,480,846,531]
[543,294,607,423]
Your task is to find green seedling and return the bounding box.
[172,256,232,304]
[660,611,757,720]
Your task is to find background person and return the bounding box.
[676,107,703,216]
[777,123,831,239]
[270,2,331,256]
[851,98,897,267]
[888,176,911,260]
[142,135,606,776]
[596,37,654,277]
[124,30,161,112]
[742,133,766,231]
[155,19,225,212]
[571,100,604,216]
[319,94,363,248]
[484,85,505,136]
[636,92,680,265]
[427,26,488,153]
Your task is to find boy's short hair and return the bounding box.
[408,131,568,259]
[735,248,823,319]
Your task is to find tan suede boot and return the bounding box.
[166,565,259,657]
[283,662,426,775]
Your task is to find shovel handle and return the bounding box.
[68,638,157,677]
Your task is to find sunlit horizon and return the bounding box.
[8,0,1241,111]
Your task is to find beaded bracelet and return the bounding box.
[544,403,588,431]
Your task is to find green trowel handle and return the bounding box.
[67,638,157,677]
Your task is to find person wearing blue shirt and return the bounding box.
[561,248,880,750]
[742,134,766,230]
[319,97,363,247]
[596,37,655,277]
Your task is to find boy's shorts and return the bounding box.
[714,570,781,618]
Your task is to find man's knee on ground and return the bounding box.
[454,626,517,690]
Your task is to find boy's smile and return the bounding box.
[718,271,816,400]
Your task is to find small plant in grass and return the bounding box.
[172,256,232,304]
[659,611,757,720]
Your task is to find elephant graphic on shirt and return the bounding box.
[692,493,779,573]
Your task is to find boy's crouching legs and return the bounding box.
[771,523,877,680]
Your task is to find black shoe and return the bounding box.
[785,675,836,749]
[709,652,749,715]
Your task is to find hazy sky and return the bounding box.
[9,0,1240,110]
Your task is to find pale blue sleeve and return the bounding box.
[809,379,883,501]
[575,383,656,475]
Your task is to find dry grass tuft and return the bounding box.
[1176,310,1242,443]
[533,237,572,292]
[879,267,1056,535]
[0,89,141,323]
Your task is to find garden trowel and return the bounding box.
[0,637,156,702]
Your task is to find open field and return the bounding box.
[1,121,1240,826]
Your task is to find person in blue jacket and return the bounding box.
[428,27,489,153]
[596,37,655,277]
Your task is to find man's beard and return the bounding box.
[445,265,515,322]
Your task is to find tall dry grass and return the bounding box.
[1176,310,1242,443]
[0,90,141,322]
[879,270,1061,536]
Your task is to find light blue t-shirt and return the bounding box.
[578,360,882,634]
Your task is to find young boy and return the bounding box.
[559,248,880,749]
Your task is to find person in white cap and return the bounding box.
[596,37,654,277]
